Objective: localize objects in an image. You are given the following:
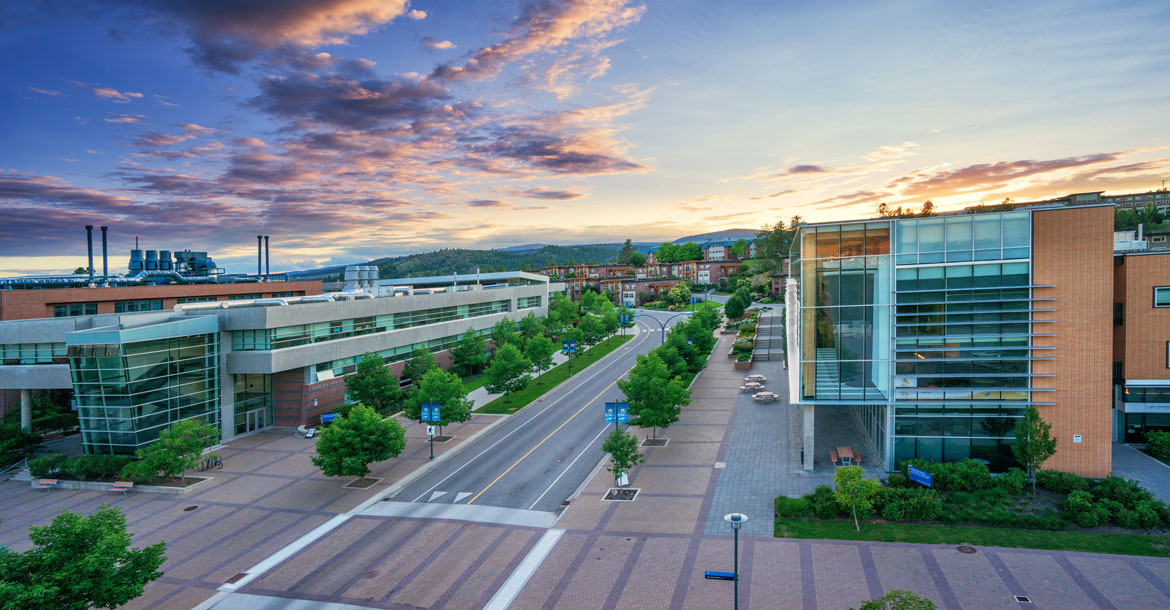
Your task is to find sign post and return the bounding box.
[908,466,932,488]
[562,340,577,376]
[421,402,441,460]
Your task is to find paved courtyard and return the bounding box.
[0,413,499,609]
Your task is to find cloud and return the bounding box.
[93,87,144,102]
[893,152,1122,198]
[0,171,134,211]
[468,199,506,207]
[863,141,918,163]
[104,113,147,124]
[431,0,645,82]
[407,8,426,20]
[785,164,829,174]
[27,86,60,96]
[421,36,456,50]
[249,71,453,130]
[748,189,796,201]
[513,187,586,200]
[142,0,412,73]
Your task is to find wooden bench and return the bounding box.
[110,481,134,494]
[32,478,58,491]
[829,451,839,467]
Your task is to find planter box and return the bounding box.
[33,476,213,494]
[734,359,754,371]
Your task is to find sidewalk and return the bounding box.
[506,333,1170,610]
[1113,442,1170,504]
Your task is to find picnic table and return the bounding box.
[837,446,857,466]
[744,374,767,383]
[740,382,764,392]
[753,391,778,403]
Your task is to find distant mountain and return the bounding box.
[497,243,547,252]
[672,228,758,244]
[289,243,629,280]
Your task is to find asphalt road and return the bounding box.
[390,310,692,513]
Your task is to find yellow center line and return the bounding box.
[465,378,623,505]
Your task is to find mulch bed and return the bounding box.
[641,438,669,447]
[604,487,640,502]
[344,477,382,489]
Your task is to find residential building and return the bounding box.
[1112,250,1170,443]
[786,203,1114,477]
[0,271,557,455]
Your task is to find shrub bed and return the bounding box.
[29,453,135,481]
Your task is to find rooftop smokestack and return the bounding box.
[257,235,263,277]
[264,235,270,279]
[100,226,108,282]
[85,225,94,282]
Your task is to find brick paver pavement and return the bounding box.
[508,332,1170,609]
[1112,441,1170,504]
[0,414,499,610]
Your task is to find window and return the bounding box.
[1114,303,1124,326]
[176,296,217,303]
[228,293,262,300]
[114,299,163,313]
[1156,287,1170,308]
[269,292,295,298]
[53,303,98,317]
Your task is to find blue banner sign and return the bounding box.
[617,402,629,424]
[321,413,337,423]
[908,466,932,488]
[704,570,737,581]
[619,314,630,324]
[605,402,616,424]
[420,404,430,422]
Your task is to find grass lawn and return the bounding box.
[775,518,1170,558]
[461,373,487,393]
[476,334,634,415]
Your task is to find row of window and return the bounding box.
[895,359,1029,376]
[313,329,490,379]
[517,296,542,309]
[177,296,217,303]
[894,212,1029,265]
[0,342,66,363]
[232,300,511,351]
[1122,386,1170,404]
[895,262,1029,292]
[53,303,97,317]
[803,222,892,258]
[114,299,164,313]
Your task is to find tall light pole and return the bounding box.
[634,311,694,343]
[724,512,748,610]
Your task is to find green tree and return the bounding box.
[483,343,532,400]
[617,353,690,439]
[517,312,545,340]
[627,251,646,266]
[1139,202,1167,226]
[729,238,750,259]
[1115,208,1139,231]
[919,200,937,217]
[667,282,692,307]
[72,266,88,274]
[524,334,555,381]
[580,290,602,315]
[406,368,475,433]
[724,294,746,320]
[401,349,438,390]
[311,404,406,478]
[579,315,607,346]
[121,418,219,484]
[653,242,678,262]
[601,310,620,335]
[677,242,702,261]
[0,505,166,610]
[1013,405,1058,494]
[491,317,521,348]
[450,330,489,378]
[833,466,881,532]
[548,293,579,335]
[0,423,42,465]
[601,428,643,487]
[753,220,797,273]
[617,238,637,263]
[345,353,403,416]
[851,590,937,610]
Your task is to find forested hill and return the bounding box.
[291,244,626,280]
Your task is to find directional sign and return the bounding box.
[426,425,436,437]
[908,466,932,488]
[605,402,616,424]
[616,402,629,424]
[321,413,338,424]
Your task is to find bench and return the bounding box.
[305,428,317,439]
[32,478,58,491]
[830,451,839,467]
[110,481,134,494]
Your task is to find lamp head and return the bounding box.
[724,512,748,530]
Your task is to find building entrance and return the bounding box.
[236,407,268,435]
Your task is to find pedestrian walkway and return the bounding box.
[506,332,1170,610]
[1113,442,1170,504]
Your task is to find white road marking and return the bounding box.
[454,492,472,503]
[483,529,566,610]
[527,424,610,510]
[428,491,448,502]
[409,321,654,503]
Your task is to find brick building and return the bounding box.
[1112,250,1170,442]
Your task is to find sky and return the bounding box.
[2,0,1169,276]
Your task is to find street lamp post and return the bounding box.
[634,311,694,343]
[724,512,748,610]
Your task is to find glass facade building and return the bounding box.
[67,317,221,455]
[795,210,1046,472]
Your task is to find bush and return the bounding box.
[1146,430,1170,460]
[775,495,813,518]
[996,468,1027,495]
[1064,489,1094,513]
[886,473,908,488]
[901,459,993,492]
[59,455,135,481]
[1096,498,1124,524]
[1073,506,1100,528]
[808,485,843,519]
[1036,470,1090,494]
[871,487,944,522]
[1092,476,1154,506]
[29,453,68,478]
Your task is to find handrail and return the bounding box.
[0,457,29,481]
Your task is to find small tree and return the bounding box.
[1013,405,1057,494]
[833,466,881,532]
[121,418,219,484]
[345,353,403,416]
[483,343,532,401]
[517,313,545,340]
[667,282,692,307]
[617,353,690,439]
[406,368,475,434]
[311,404,406,478]
[491,317,521,348]
[602,428,643,487]
[729,238,750,259]
[723,294,746,320]
[579,315,607,347]
[450,329,489,378]
[852,590,937,610]
[401,348,437,391]
[524,334,555,381]
[0,505,166,610]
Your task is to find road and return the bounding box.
[388,310,692,513]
